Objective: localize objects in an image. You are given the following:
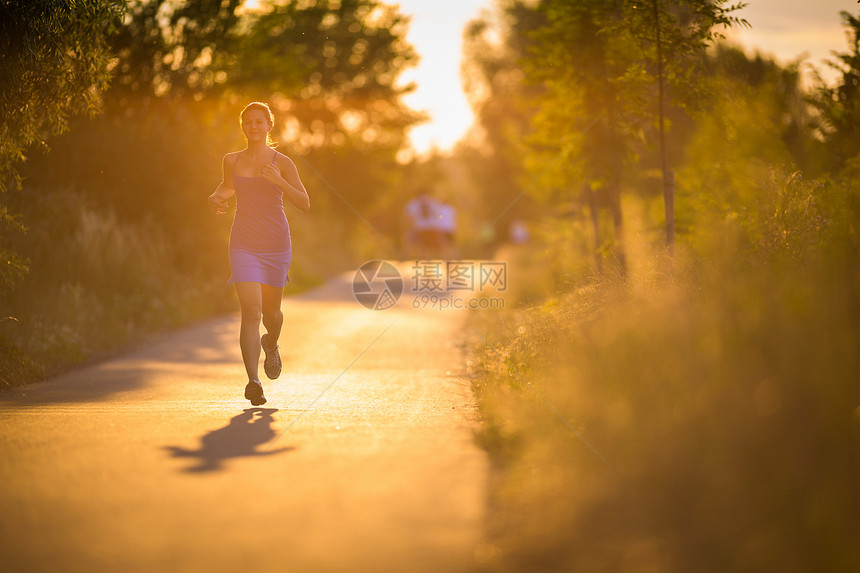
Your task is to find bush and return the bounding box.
[469,165,860,571]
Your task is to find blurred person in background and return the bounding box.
[402,189,443,259]
[508,219,529,245]
[436,200,458,259]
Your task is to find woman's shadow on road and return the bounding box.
[164,408,293,473]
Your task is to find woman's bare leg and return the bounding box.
[234,281,263,381]
[260,284,284,348]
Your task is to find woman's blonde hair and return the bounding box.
[240,101,277,147]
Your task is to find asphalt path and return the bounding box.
[0,271,488,572]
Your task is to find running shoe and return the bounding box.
[261,333,282,380]
[244,380,267,406]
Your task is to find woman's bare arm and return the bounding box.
[209,153,237,214]
[261,153,310,212]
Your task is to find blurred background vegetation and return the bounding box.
[1,0,433,386]
[1,0,858,568]
[464,1,860,572]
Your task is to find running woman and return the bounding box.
[208,102,310,406]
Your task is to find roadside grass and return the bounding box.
[0,186,326,391]
[468,187,860,572]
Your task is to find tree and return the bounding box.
[106,0,419,153]
[460,1,544,246]
[0,0,125,294]
[496,0,746,274]
[237,0,420,147]
[622,0,748,249]
[812,10,860,173]
[526,0,644,271]
[706,44,814,174]
[237,0,423,225]
[108,0,245,104]
[18,0,424,280]
[523,0,747,257]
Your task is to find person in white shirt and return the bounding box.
[403,192,443,259]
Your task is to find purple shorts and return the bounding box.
[227,248,291,288]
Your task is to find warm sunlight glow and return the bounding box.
[243,0,849,152]
[730,0,848,84]
[393,0,488,155]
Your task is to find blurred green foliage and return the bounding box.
[459,1,543,245]
[1,0,422,388]
[460,0,748,261]
[472,232,860,571]
[467,4,860,572]
[0,0,125,192]
[470,161,860,573]
[811,11,860,173]
[0,0,126,296]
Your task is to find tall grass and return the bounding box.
[0,187,236,387]
[469,160,860,571]
[0,175,351,390]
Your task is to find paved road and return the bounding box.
[0,272,488,572]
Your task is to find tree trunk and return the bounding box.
[652,0,674,252]
[608,178,627,274]
[663,169,674,249]
[583,182,603,273]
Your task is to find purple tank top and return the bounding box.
[229,151,291,253]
